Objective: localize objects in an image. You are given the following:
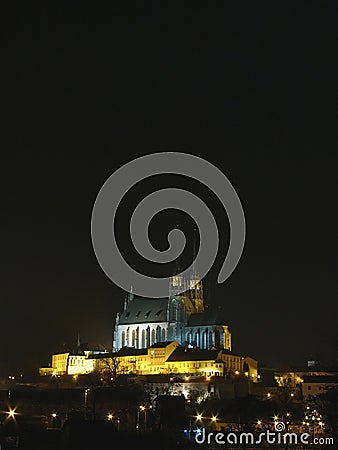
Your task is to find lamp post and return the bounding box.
[84,388,90,419]
[136,407,140,431]
[139,405,147,431]
[8,375,14,399]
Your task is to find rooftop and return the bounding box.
[302,375,338,383]
[119,296,168,324]
[166,347,220,362]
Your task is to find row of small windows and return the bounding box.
[68,358,84,366]
[167,362,222,369]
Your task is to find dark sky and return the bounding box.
[1,3,337,375]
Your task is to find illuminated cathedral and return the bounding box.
[113,268,231,352]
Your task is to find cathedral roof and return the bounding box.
[119,296,168,325]
[186,308,228,327]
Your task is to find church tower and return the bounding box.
[168,228,205,317]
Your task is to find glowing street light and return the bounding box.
[196,413,203,421]
[107,413,113,421]
[138,405,147,431]
[6,408,18,420]
[211,416,217,422]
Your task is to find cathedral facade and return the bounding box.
[113,271,231,352]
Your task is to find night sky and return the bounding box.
[1,4,337,375]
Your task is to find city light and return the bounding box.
[211,416,217,422]
[6,408,18,420]
[195,413,203,421]
[257,420,262,425]
[107,413,113,420]
[267,392,271,398]
[51,413,57,418]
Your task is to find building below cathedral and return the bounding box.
[40,340,258,382]
[113,271,231,352]
[40,269,258,383]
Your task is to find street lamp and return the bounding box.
[210,415,217,430]
[6,408,18,421]
[138,405,147,431]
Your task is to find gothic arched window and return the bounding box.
[202,331,206,349]
[135,327,139,349]
[146,326,150,348]
[141,329,146,348]
[195,331,199,347]
[156,326,161,342]
[214,328,220,348]
[209,330,213,348]
[121,331,125,348]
